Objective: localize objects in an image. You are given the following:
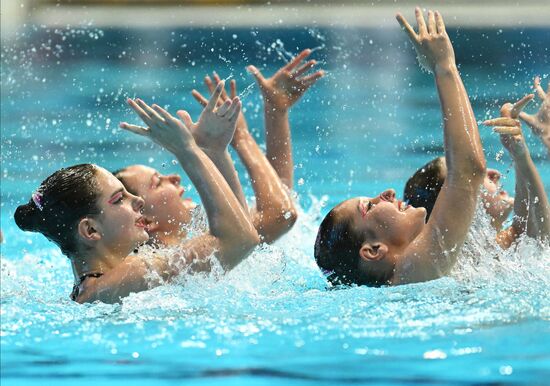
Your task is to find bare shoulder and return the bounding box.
[75,255,152,304]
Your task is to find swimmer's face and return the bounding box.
[481,169,514,227]
[94,167,148,255]
[340,189,426,249]
[117,165,195,236]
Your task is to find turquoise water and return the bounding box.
[1,26,550,385]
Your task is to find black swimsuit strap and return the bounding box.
[70,272,104,301]
[78,272,104,283]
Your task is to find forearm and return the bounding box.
[174,145,259,253]
[264,104,294,189]
[509,160,530,235]
[435,64,486,179]
[233,128,297,243]
[514,154,550,239]
[201,148,248,211]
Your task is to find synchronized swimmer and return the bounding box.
[14,8,549,303]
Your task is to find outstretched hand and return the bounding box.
[179,81,241,153]
[121,82,241,154]
[120,98,196,155]
[519,76,550,141]
[483,94,534,159]
[247,49,324,111]
[396,7,455,73]
[192,73,249,143]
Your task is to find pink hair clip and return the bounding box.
[32,192,44,211]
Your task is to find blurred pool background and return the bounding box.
[1,1,549,385]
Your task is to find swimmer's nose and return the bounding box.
[487,169,500,183]
[132,194,145,212]
[379,189,396,202]
[167,174,181,186]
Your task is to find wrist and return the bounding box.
[200,145,228,159]
[513,151,533,170]
[264,102,289,116]
[434,61,458,76]
[174,143,201,161]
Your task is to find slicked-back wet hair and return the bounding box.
[14,164,101,257]
[314,203,389,287]
[404,156,446,220]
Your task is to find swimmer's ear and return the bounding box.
[77,218,102,242]
[359,242,388,262]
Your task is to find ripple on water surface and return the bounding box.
[1,203,549,385]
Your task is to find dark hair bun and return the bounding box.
[14,202,40,232]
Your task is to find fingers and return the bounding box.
[212,72,229,101]
[396,13,418,43]
[127,98,154,127]
[191,89,209,107]
[204,75,215,94]
[415,7,428,36]
[119,122,149,137]
[216,100,232,116]
[151,104,177,125]
[435,10,446,34]
[230,79,237,99]
[493,127,522,136]
[226,97,241,121]
[483,117,520,127]
[247,65,266,87]
[284,49,312,72]
[206,81,224,111]
[483,116,522,135]
[176,110,194,128]
[534,76,546,100]
[427,10,436,34]
[294,59,317,78]
[301,70,325,87]
[511,94,534,118]
[136,98,165,123]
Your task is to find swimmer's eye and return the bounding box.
[151,174,161,189]
[108,192,124,205]
[367,201,374,211]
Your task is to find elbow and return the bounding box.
[258,206,298,244]
[279,205,298,230]
[241,227,261,255]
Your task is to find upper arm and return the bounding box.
[395,176,482,284]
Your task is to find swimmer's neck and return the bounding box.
[70,249,126,280]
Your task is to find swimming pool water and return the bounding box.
[1,25,549,385]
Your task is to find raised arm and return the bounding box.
[247,49,324,189]
[177,81,248,211]
[120,83,259,269]
[193,76,297,243]
[485,95,550,247]
[394,9,486,283]
[519,76,550,153]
